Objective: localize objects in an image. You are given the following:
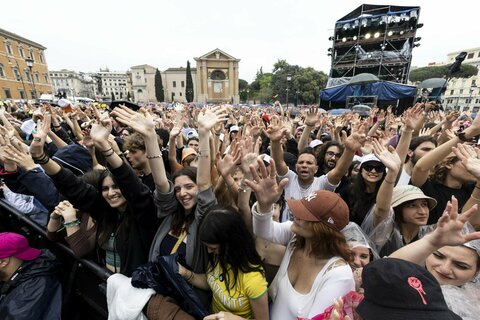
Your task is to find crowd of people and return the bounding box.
[0,98,479,320]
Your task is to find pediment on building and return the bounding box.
[196,48,239,61]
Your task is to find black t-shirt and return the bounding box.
[419,179,474,224]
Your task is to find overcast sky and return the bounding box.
[3,0,478,82]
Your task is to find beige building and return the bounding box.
[442,47,480,111]
[194,49,240,104]
[162,67,197,103]
[94,70,130,100]
[49,69,97,99]
[0,28,53,100]
[130,64,157,102]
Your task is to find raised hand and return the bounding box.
[197,106,228,131]
[265,115,286,142]
[111,105,155,136]
[245,158,288,213]
[215,140,241,177]
[2,144,36,171]
[304,106,319,127]
[29,113,51,158]
[343,122,367,152]
[372,139,401,172]
[452,143,480,179]
[427,196,480,248]
[403,104,423,130]
[90,114,112,142]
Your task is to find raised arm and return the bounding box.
[265,116,288,176]
[411,111,480,187]
[390,196,480,264]
[298,106,319,152]
[395,105,422,170]
[373,139,402,226]
[196,106,228,192]
[111,105,170,193]
[327,122,366,185]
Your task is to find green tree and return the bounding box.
[409,64,478,83]
[155,68,164,102]
[292,67,328,105]
[239,79,249,102]
[185,61,194,102]
[271,60,300,105]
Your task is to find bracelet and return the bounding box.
[103,150,115,157]
[455,131,469,142]
[471,194,480,202]
[100,148,114,154]
[32,154,50,165]
[64,219,81,228]
[146,154,162,159]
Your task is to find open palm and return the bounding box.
[372,139,401,171]
[198,106,228,131]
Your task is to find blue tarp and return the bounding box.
[320,81,416,103]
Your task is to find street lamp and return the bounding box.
[246,88,250,105]
[295,90,300,107]
[286,74,291,106]
[25,57,37,100]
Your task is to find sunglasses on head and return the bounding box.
[363,163,385,172]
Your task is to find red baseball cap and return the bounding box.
[287,190,349,231]
[0,232,41,260]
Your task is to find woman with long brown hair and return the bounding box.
[247,158,354,319]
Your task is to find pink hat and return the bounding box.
[0,232,41,260]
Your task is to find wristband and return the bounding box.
[146,154,162,159]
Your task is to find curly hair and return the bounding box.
[429,156,459,184]
[292,221,352,262]
[123,132,146,151]
[316,141,344,169]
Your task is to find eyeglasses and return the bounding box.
[326,151,342,158]
[363,163,385,172]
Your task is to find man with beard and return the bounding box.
[268,117,365,222]
[397,136,437,186]
[0,232,61,319]
[315,141,344,177]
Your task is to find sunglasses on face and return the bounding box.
[363,163,385,172]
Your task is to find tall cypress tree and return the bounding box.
[185,61,194,102]
[155,69,164,102]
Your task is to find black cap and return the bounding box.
[109,100,140,111]
[357,258,461,320]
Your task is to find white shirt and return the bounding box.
[278,170,339,222]
[251,203,354,319]
[397,168,411,186]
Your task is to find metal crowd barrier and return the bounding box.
[0,200,111,319]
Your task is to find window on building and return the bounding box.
[476,99,480,104]
[31,91,35,98]
[181,81,185,88]
[478,52,480,58]
[450,90,454,95]
[35,73,40,83]
[44,74,49,84]
[19,47,25,58]
[4,89,12,99]
[472,80,477,87]
[468,52,474,59]
[24,70,31,82]
[173,81,176,88]
[180,92,182,96]
[466,99,472,104]
[463,106,470,111]
[0,64,5,78]
[19,90,25,99]
[39,51,44,63]
[5,42,13,56]
[13,68,21,81]
[29,48,34,60]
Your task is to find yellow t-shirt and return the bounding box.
[207,263,268,319]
